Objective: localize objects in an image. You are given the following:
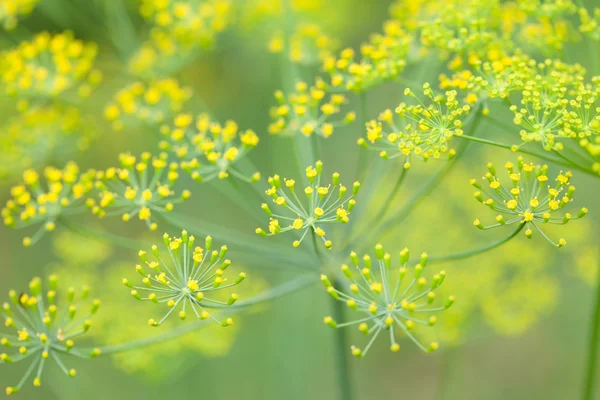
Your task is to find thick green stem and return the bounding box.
[331,279,354,400]
[582,251,600,400]
[81,275,316,355]
[428,224,524,264]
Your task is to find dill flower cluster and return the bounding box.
[322,20,411,92]
[359,84,469,165]
[0,276,101,395]
[0,0,38,30]
[104,79,191,131]
[123,230,245,327]
[159,113,261,182]
[128,30,199,79]
[268,80,355,138]
[139,0,232,47]
[2,163,95,247]
[0,105,94,180]
[471,158,587,247]
[321,245,454,357]
[0,31,101,109]
[91,152,190,231]
[256,161,360,249]
[268,23,337,66]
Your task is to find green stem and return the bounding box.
[582,250,600,400]
[428,224,524,264]
[372,167,408,224]
[82,275,316,355]
[331,278,354,400]
[456,134,598,178]
[356,92,369,182]
[58,218,147,251]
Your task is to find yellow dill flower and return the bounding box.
[0,31,101,108]
[322,245,453,357]
[104,79,191,131]
[471,157,587,246]
[0,105,94,180]
[139,0,232,47]
[2,163,95,246]
[0,0,39,30]
[323,20,411,93]
[268,78,355,138]
[269,23,338,66]
[360,83,470,165]
[91,152,190,230]
[256,161,360,249]
[0,275,101,394]
[124,230,245,327]
[128,29,200,79]
[160,113,260,183]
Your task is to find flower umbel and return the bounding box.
[471,158,587,246]
[123,230,245,327]
[160,113,261,182]
[91,152,190,230]
[256,161,360,249]
[359,84,470,165]
[0,275,101,395]
[322,245,454,357]
[268,79,355,138]
[2,163,95,247]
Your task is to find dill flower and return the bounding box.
[268,23,337,66]
[321,245,454,357]
[159,113,261,182]
[578,7,600,40]
[2,163,95,247]
[256,161,360,249]
[323,20,411,92]
[359,84,469,165]
[0,0,38,30]
[268,79,355,138]
[0,275,101,394]
[91,152,190,231]
[0,31,101,109]
[139,0,232,47]
[123,230,245,327]
[471,157,588,246]
[0,105,94,180]
[127,30,198,79]
[104,79,191,131]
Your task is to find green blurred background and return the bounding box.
[0,0,599,399]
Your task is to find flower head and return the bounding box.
[0,31,101,108]
[321,245,453,357]
[139,0,232,47]
[160,113,261,182]
[104,79,191,131]
[91,152,190,230]
[268,23,338,66]
[2,163,95,246]
[256,161,360,249]
[123,230,245,327]
[0,0,38,30]
[1,275,101,395]
[323,20,411,92]
[268,79,355,138]
[471,158,587,246]
[359,83,470,165]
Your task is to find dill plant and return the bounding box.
[0,0,599,399]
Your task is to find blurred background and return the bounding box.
[0,0,599,399]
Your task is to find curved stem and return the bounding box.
[58,217,148,251]
[582,250,600,400]
[427,224,524,264]
[331,278,354,400]
[82,275,316,355]
[372,167,408,224]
